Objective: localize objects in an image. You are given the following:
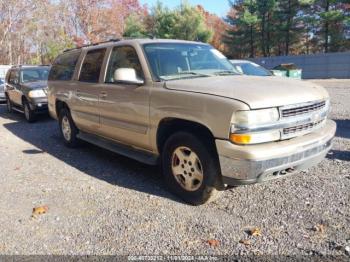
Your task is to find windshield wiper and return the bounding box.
[214,70,240,76]
[176,71,211,77]
[162,71,211,81]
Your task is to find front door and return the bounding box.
[99,45,151,149]
[6,69,22,105]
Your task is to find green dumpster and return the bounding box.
[271,70,287,77]
[272,63,302,79]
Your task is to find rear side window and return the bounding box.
[79,49,106,83]
[49,51,81,81]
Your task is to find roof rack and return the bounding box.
[63,38,123,53]
[63,36,154,53]
[11,64,51,68]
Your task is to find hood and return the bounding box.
[22,80,48,90]
[165,75,329,109]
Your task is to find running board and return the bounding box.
[12,107,24,114]
[77,131,159,165]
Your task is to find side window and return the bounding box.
[106,46,143,83]
[79,48,106,83]
[8,70,19,84]
[49,51,81,81]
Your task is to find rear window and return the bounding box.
[49,51,81,81]
[79,48,106,83]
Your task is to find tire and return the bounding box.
[59,107,80,147]
[162,132,223,205]
[23,100,36,123]
[6,95,13,113]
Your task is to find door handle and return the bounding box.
[100,92,108,99]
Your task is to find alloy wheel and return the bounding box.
[171,146,204,191]
[24,104,30,120]
[61,116,72,141]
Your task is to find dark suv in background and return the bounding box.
[5,65,50,122]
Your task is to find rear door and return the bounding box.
[72,48,107,133]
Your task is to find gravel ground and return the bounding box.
[0,80,349,258]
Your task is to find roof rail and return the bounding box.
[11,64,50,68]
[63,38,122,53]
[63,36,154,53]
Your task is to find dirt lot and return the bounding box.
[0,80,349,258]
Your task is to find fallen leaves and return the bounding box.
[239,227,262,247]
[313,224,326,234]
[32,205,49,218]
[206,239,219,247]
[249,227,262,237]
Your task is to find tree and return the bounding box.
[197,5,229,52]
[226,0,259,58]
[124,1,213,42]
[123,13,148,37]
[256,0,276,56]
[314,0,349,52]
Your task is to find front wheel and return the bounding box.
[23,100,36,123]
[6,96,13,113]
[59,108,80,147]
[162,132,223,205]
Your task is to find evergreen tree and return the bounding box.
[226,0,259,58]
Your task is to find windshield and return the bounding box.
[21,68,49,83]
[231,62,272,76]
[143,43,240,81]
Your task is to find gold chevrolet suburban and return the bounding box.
[48,39,336,205]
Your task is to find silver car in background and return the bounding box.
[230,60,273,77]
[0,78,6,102]
[0,65,11,102]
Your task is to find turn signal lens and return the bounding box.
[230,134,252,144]
[230,130,280,145]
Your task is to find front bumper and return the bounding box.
[216,120,336,185]
[29,97,48,113]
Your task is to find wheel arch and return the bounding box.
[156,118,218,156]
[55,99,69,117]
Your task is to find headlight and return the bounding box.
[230,108,280,144]
[233,108,279,126]
[28,89,46,98]
[230,130,280,145]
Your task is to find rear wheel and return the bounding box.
[23,100,36,123]
[6,96,13,113]
[162,132,222,205]
[59,108,80,147]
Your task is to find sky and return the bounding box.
[140,0,231,17]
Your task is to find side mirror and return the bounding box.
[113,68,144,85]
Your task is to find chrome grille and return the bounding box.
[281,101,326,118]
[283,120,324,136]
